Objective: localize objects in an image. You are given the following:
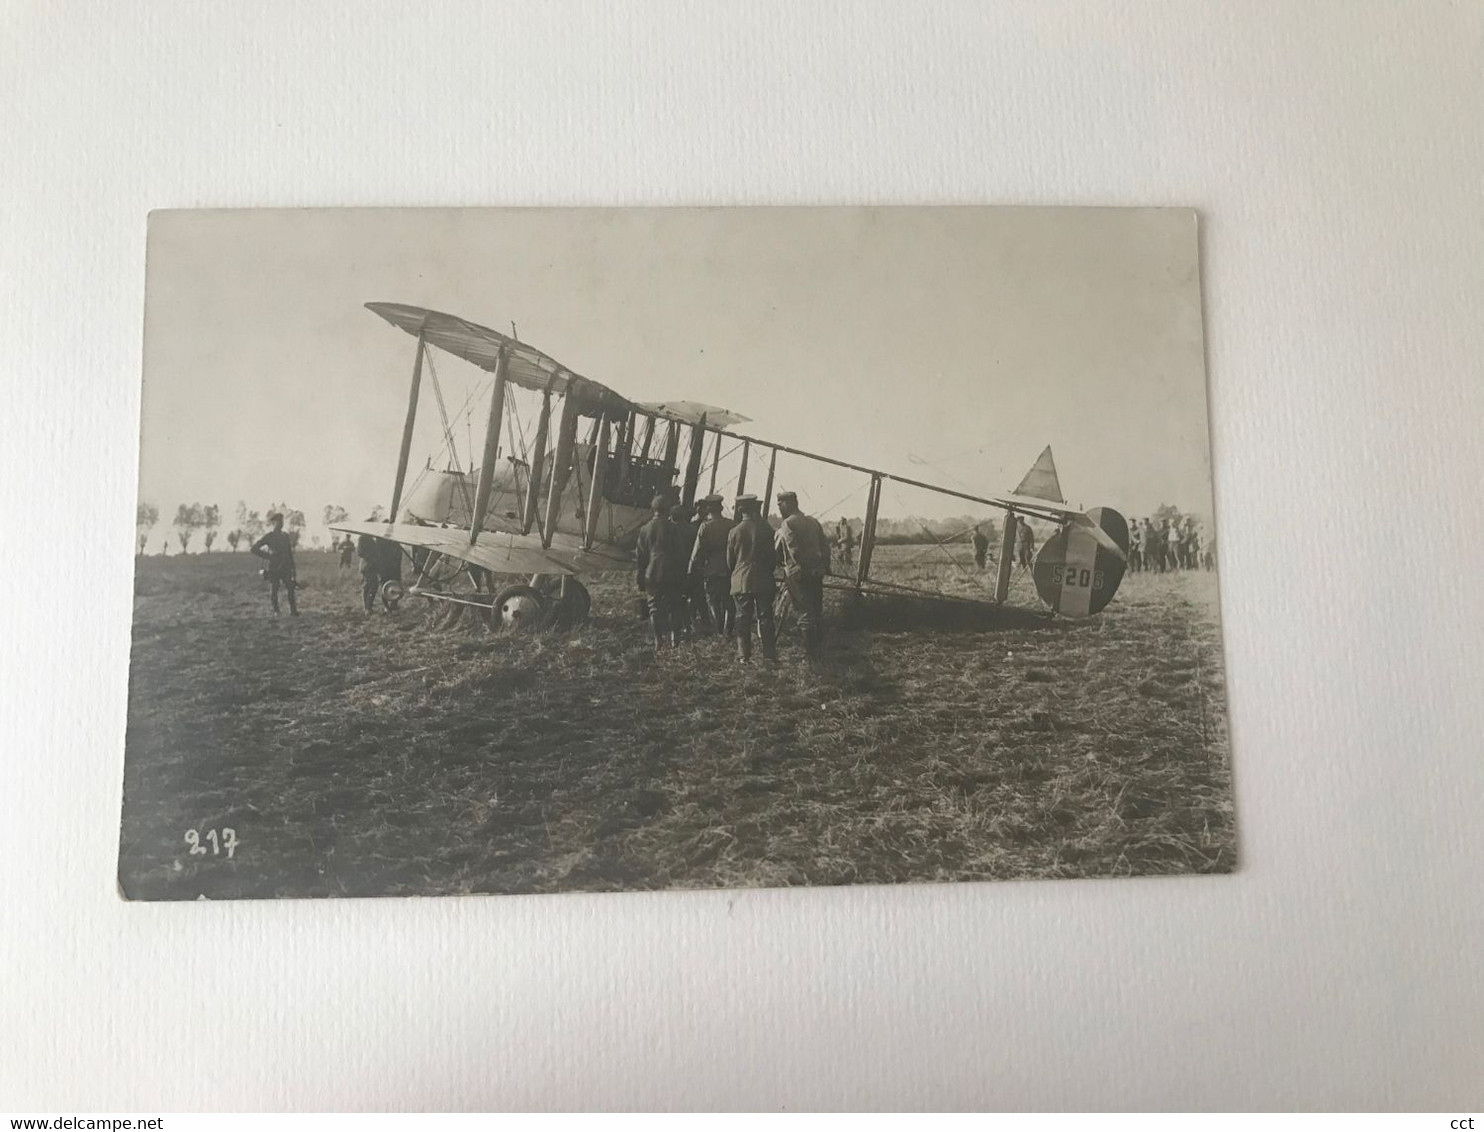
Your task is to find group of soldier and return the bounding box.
[969,521,1037,572]
[1127,515,1210,573]
[637,489,831,664]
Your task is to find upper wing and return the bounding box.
[365,302,632,419]
[631,400,751,430]
[331,519,634,576]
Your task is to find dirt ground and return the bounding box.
[118,546,1236,899]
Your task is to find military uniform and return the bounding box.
[971,528,989,571]
[356,533,403,612]
[1017,522,1036,568]
[671,506,706,635]
[635,503,688,648]
[837,520,856,568]
[774,495,830,660]
[689,501,736,636]
[726,498,778,662]
[251,526,298,615]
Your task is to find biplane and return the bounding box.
[330,303,1130,630]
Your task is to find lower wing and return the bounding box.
[331,519,633,576]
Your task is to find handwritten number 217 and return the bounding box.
[184,827,237,859]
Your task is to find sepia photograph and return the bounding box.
[120,205,1233,900]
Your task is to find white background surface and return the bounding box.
[2,1,1481,1112]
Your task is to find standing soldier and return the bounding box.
[250,512,299,616]
[971,525,990,571]
[1128,518,1143,573]
[1160,517,1176,572]
[355,520,385,614]
[726,494,778,664]
[1017,520,1036,569]
[774,489,830,662]
[337,536,354,569]
[689,493,735,637]
[668,498,703,638]
[837,518,856,569]
[635,494,687,651]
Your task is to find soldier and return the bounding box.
[667,498,702,638]
[971,525,990,571]
[635,494,687,651]
[1017,520,1036,569]
[726,494,778,664]
[1160,517,1176,572]
[250,512,299,616]
[1128,519,1143,573]
[689,493,735,637]
[837,518,856,569]
[774,489,830,661]
[355,520,385,614]
[337,536,355,569]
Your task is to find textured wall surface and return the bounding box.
[2,1,1481,1111]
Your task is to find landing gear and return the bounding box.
[421,560,494,629]
[534,576,592,629]
[491,584,550,633]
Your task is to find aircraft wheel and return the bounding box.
[536,577,592,628]
[429,566,494,630]
[380,579,405,611]
[491,584,550,633]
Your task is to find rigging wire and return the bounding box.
[423,350,461,471]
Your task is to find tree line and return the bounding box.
[134,498,1210,554]
[134,501,378,555]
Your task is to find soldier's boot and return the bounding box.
[759,620,778,663]
[650,615,668,651]
[737,621,753,663]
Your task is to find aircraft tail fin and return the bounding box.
[1013,445,1064,503]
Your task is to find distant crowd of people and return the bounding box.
[1127,516,1214,573]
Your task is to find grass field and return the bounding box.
[118,546,1235,899]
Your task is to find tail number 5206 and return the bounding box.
[1050,565,1104,590]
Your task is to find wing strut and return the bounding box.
[680,414,706,510]
[521,386,553,535]
[469,346,509,543]
[736,440,751,497]
[583,415,610,550]
[541,393,581,547]
[388,331,427,522]
[994,514,1017,603]
[761,447,778,518]
[707,430,722,496]
[857,474,882,586]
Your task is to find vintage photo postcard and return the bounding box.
[120,206,1232,900]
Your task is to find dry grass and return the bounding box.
[118,546,1235,899]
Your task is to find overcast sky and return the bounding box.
[138,206,1213,539]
